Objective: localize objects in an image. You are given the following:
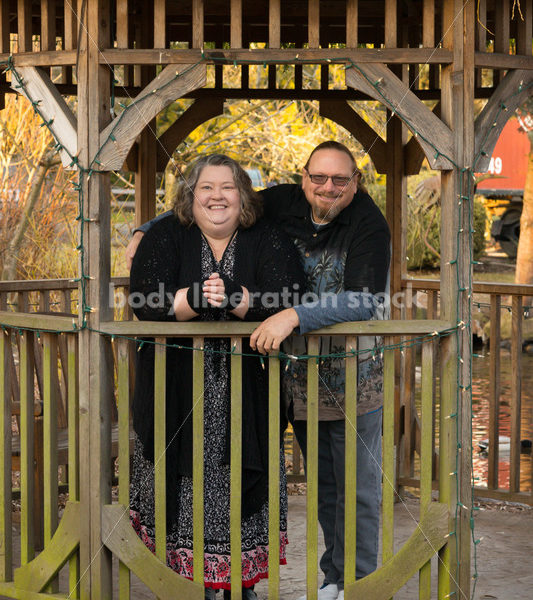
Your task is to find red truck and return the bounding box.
[476,115,531,258]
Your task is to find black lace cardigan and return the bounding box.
[129,214,305,524]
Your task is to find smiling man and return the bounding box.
[126,141,390,600]
[250,141,390,600]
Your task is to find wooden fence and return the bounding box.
[0,307,453,599]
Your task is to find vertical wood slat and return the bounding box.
[510,296,523,493]
[494,0,510,84]
[62,0,77,84]
[192,0,204,49]
[41,0,56,52]
[67,334,80,599]
[154,338,167,562]
[0,328,12,582]
[346,0,358,47]
[306,336,319,600]
[382,342,395,565]
[427,290,439,479]
[43,333,59,593]
[40,290,51,313]
[385,0,397,47]
[423,0,435,47]
[487,295,501,489]
[292,433,301,476]
[154,0,166,48]
[268,353,280,599]
[269,0,281,48]
[475,0,486,88]
[20,330,35,564]
[308,0,319,48]
[192,336,204,586]
[419,340,434,599]
[17,0,32,52]
[517,0,533,56]
[116,0,131,87]
[230,337,242,599]
[117,339,130,600]
[402,299,416,479]
[43,334,58,546]
[0,1,10,53]
[231,0,242,49]
[423,0,436,89]
[344,336,358,587]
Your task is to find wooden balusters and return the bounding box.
[154,0,166,49]
[41,0,56,52]
[192,0,204,49]
[308,0,319,49]
[510,296,523,493]
[192,336,204,587]
[230,337,242,599]
[17,0,32,52]
[488,295,501,489]
[116,338,130,599]
[268,352,281,598]
[494,0,510,85]
[0,327,12,582]
[344,336,357,588]
[517,0,532,57]
[305,336,319,600]
[346,0,358,48]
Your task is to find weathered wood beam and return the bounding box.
[319,100,387,173]
[474,70,533,172]
[345,63,454,170]
[156,98,225,171]
[97,63,206,171]
[98,319,453,338]
[102,504,203,599]
[99,47,454,65]
[13,501,79,592]
[5,50,78,66]
[10,66,78,169]
[404,101,440,175]
[475,51,533,70]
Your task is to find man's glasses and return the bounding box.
[304,167,355,187]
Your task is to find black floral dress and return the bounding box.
[129,217,304,590]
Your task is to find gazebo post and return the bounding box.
[77,1,114,598]
[439,1,475,598]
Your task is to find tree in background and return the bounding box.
[0,93,77,281]
[515,101,533,296]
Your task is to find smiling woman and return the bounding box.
[129,154,306,599]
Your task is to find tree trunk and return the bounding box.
[515,132,533,308]
[1,156,55,280]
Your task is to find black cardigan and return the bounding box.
[130,214,305,523]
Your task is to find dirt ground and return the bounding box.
[3,494,532,599]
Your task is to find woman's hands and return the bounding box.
[175,273,250,320]
[202,273,227,307]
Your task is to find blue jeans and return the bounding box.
[292,409,382,589]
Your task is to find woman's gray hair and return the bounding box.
[173,154,263,228]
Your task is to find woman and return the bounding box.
[129,154,305,599]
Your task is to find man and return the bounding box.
[126,142,391,600]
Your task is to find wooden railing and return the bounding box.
[397,278,533,506]
[0,312,454,599]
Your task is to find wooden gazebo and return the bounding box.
[0,1,532,599]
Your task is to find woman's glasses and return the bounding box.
[304,167,355,187]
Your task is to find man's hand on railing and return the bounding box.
[126,231,145,270]
[250,308,299,354]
